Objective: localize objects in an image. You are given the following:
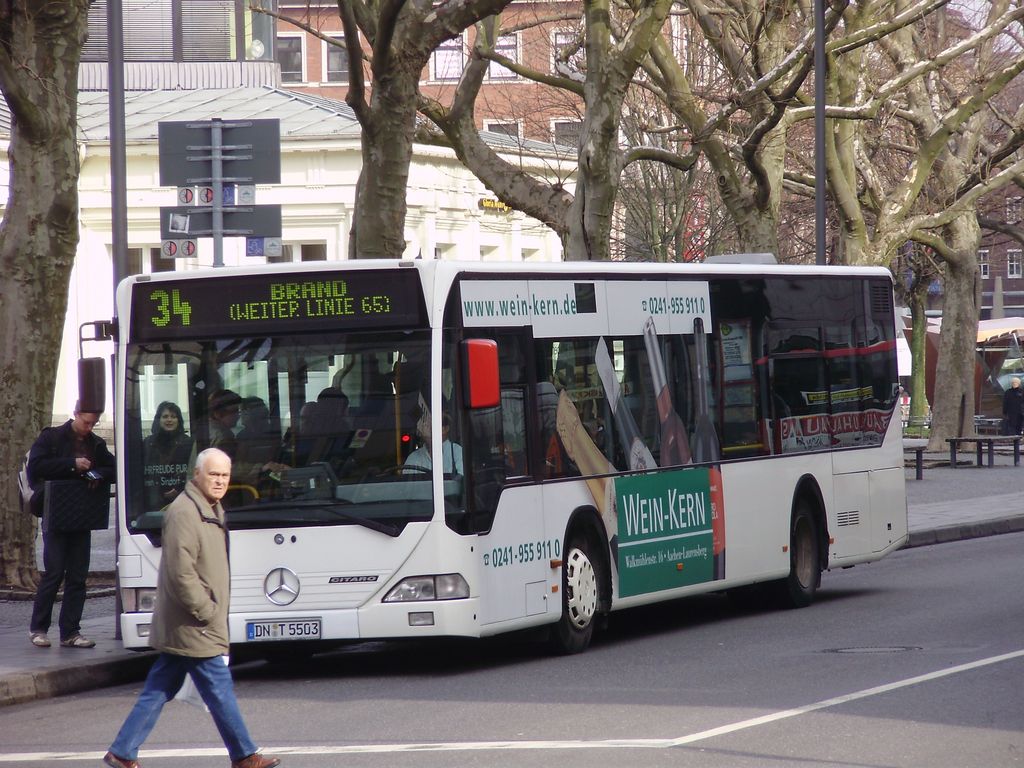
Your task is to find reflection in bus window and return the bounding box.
[124,332,432,535]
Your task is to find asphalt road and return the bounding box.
[0,531,1021,768]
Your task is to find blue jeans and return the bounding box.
[109,652,258,761]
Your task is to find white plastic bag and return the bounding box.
[174,673,208,711]
[174,656,228,712]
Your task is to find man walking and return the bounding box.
[29,403,115,649]
[104,449,280,768]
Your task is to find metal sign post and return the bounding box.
[211,120,224,266]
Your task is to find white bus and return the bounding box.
[114,259,907,653]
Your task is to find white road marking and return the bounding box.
[2,648,1023,762]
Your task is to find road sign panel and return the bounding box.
[159,204,282,240]
[161,239,198,258]
[246,237,283,258]
[158,119,281,186]
[193,184,237,205]
[177,187,195,205]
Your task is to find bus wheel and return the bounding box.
[550,530,601,654]
[774,502,821,609]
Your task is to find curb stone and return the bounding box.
[905,515,1024,548]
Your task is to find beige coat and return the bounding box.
[149,481,230,657]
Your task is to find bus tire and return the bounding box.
[550,528,603,654]
[773,501,821,609]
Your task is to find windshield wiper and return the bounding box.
[227,499,401,537]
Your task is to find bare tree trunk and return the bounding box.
[349,73,418,259]
[565,109,623,262]
[927,216,980,449]
[0,0,89,589]
[563,0,673,261]
[336,0,518,260]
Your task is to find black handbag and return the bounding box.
[41,480,110,533]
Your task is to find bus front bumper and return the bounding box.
[119,597,482,650]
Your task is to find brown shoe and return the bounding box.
[231,754,280,768]
[103,752,140,768]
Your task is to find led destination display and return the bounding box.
[131,270,426,341]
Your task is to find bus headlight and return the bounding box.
[383,574,469,602]
[121,587,157,613]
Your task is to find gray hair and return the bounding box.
[194,447,232,474]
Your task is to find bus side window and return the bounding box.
[610,336,659,470]
[536,340,571,478]
[716,320,769,458]
[548,338,614,469]
[769,325,827,454]
[498,339,528,477]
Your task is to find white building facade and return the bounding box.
[5,79,568,426]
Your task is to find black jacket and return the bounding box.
[1003,387,1024,418]
[27,420,115,515]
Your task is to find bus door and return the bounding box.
[456,330,551,627]
[825,319,874,558]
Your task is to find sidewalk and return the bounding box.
[2,455,1023,708]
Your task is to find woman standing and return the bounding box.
[143,401,194,509]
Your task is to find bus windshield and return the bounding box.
[123,330,434,537]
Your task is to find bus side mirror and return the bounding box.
[78,357,107,413]
[461,339,500,409]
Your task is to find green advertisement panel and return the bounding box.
[615,468,714,597]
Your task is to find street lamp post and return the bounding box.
[815,0,827,266]
[106,0,127,642]
[108,0,128,290]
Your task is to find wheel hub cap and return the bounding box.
[565,548,597,629]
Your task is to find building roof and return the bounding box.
[74,86,361,142]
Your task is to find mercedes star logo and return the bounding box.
[264,567,300,606]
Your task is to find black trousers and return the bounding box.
[30,529,92,640]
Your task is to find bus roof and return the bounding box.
[118,257,894,296]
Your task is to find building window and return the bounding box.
[267,243,326,263]
[267,244,292,264]
[979,249,989,279]
[487,34,519,80]
[277,35,304,83]
[84,0,275,63]
[325,36,349,83]
[181,0,233,61]
[433,37,465,81]
[553,119,583,147]
[1008,197,1023,223]
[129,247,175,275]
[484,121,520,139]
[301,244,327,261]
[551,30,584,75]
[86,0,172,60]
[1009,249,1022,279]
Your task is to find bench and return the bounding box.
[973,416,1003,436]
[945,436,1022,468]
[903,438,928,480]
